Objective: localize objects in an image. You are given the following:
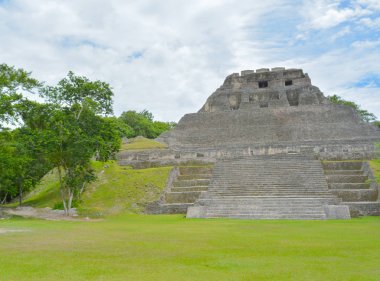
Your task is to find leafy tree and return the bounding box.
[41,72,120,215]
[0,128,51,206]
[0,65,122,212]
[119,110,176,139]
[0,64,41,127]
[327,95,377,122]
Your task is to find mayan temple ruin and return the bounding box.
[119,67,380,219]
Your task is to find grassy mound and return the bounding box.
[120,136,167,151]
[13,136,171,216]
[19,161,172,217]
[1,215,380,280]
[370,158,380,184]
[79,162,171,216]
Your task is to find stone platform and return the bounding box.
[186,155,350,219]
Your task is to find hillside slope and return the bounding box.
[18,137,172,217]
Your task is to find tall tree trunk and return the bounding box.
[1,192,8,205]
[68,189,74,215]
[57,166,68,215]
[18,178,23,207]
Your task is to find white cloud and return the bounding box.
[0,0,379,121]
[299,0,370,30]
[359,16,380,28]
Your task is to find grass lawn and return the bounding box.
[370,158,380,185]
[1,215,380,281]
[120,136,167,151]
[9,161,172,217]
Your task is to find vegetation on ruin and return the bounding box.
[6,161,171,217]
[370,155,380,185]
[1,215,380,281]
[120,136,168,151]
[327,94,377,122]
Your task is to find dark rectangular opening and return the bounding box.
[258,81,268,88]
[259,102,268,108]
[285,80,293,86]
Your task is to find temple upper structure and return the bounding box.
[157,67,380,153]
[199,67,329,112]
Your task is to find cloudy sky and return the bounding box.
[1,0,379,121]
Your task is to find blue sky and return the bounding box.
[0,0,379,121]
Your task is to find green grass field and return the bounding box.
[1,215,380,281]
[1,143,379,280]
[120,136,167,151]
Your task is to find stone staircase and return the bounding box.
[146,165,213,214]
[187,155,349,219]
[323,161,380,216]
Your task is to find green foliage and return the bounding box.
[0,127,52,205]
[119,110,176,139]
[39,72,121,214]
[327,94,377,122]
[41,71,113,116]
[0,64,122,214]
[375,121,380,128]
[0,63,42,127]
[18,169,61,208]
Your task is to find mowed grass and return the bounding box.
[1,215,380,281]
[13,161,172,217]
[79,162,172,216]
[370,158,380,184]
[120,136,167,151]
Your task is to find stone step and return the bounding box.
[171,186,209,192]
[213,167,324,171]
[331,189,378,202]
[342,202,380,217]
[207,188,331,192]
[177,174,212,180]
[179,166,213,175]
[324,170,364,175]
[205,203,323,211]
[173,179,211,187]
[205,207,325,215]
[326,175,368,183]
[322,162,364,170]
[199,214,326,220]
[197,197,340,204]
[156,203,193,214]
[206,193,333,197]
[328,183,370,189]
[165,191,204,203]
[208,183,329,187]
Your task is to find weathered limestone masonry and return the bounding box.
[119,67,380,219]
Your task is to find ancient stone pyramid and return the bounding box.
[120,67,380,219]
[158,67,380,155]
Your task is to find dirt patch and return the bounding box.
[3,207,100,221]
[0,228,31,234]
